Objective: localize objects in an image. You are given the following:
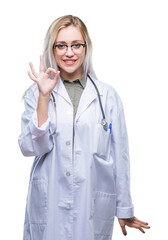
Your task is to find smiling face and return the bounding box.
[54,25,86,81]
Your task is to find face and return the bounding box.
[54,25,86,81]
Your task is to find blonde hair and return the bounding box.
[43,15,96,78]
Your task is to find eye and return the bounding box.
[72,43,82,49]
[56,44,66,49]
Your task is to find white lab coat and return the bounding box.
[18,76,134,240]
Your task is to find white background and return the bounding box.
[0,0,167,239]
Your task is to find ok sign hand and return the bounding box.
[27,55,60,97]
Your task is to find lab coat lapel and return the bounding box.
[53,77,71,104]
[75,77,102,122]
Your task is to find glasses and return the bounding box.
[53,43,86,53]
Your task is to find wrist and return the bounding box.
[38,92,51,101]
[39,91,51,97]
[37,93,50,112]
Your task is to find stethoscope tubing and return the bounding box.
[51,74,108,131]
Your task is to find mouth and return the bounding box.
[63,59,77,66]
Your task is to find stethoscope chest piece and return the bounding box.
[101,119,108,131]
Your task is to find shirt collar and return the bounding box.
[61,75,87,89]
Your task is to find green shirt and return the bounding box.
[61,75,87,118]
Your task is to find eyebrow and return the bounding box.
[55,40,84,44]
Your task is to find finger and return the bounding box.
[139,227,145,234]
[46,67,57,75]
[134,217,149,225]
[39,55,44,73]
[128,221,150,230]
[135,222,150,229]
[133,224,145,233]
[29,62,38,78]
[121,225,127,236]
[27,71,37,82]
[53,71,60,82]
[130,223,147,233]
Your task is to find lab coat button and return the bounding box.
[67,203,72,209]
[75,151,81,155]
[73,210,78,219]
[66,172,71,176]
[66,141,71,146]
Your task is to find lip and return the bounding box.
[63,59,77,66]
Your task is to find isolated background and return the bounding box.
[0,0,167,239]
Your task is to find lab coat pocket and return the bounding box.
[27,178,48,224]
[94,124,111,159]
[94,191,116,237]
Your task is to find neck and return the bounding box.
[60,70,84,82]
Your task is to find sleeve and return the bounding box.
[111,100,134,219]
[18,87,54,157]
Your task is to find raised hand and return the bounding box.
[118,216,150,236]
[27,55,60,97]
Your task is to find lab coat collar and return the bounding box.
[75,76,103,122]
[53,75,103,120]
[53,77,72,104]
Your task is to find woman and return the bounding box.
[18,15,150,240]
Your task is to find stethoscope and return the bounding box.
[51,74,110,132]
[30,75,110,185]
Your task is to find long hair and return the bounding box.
[43,15,96,78]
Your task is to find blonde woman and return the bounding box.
[18,15,150,240]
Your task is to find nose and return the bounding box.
[65,46,74,57]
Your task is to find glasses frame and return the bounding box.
[53,43,86,53]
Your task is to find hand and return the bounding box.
[27,55,60,97]
[118,216,150,236]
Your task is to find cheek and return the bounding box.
[79,52,86,64]
[54,52,61,64]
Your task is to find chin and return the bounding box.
[61,66,83,78]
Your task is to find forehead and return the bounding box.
[56,25,84,43]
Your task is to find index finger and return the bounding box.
[134,217,149,225]
[39,55,44,73]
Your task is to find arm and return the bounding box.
[27,55,60,127]
[111,102,134,218]
[18,56,59,156]
[111,99,150,234]
[36,94,50,127]
[18,87,54,156]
